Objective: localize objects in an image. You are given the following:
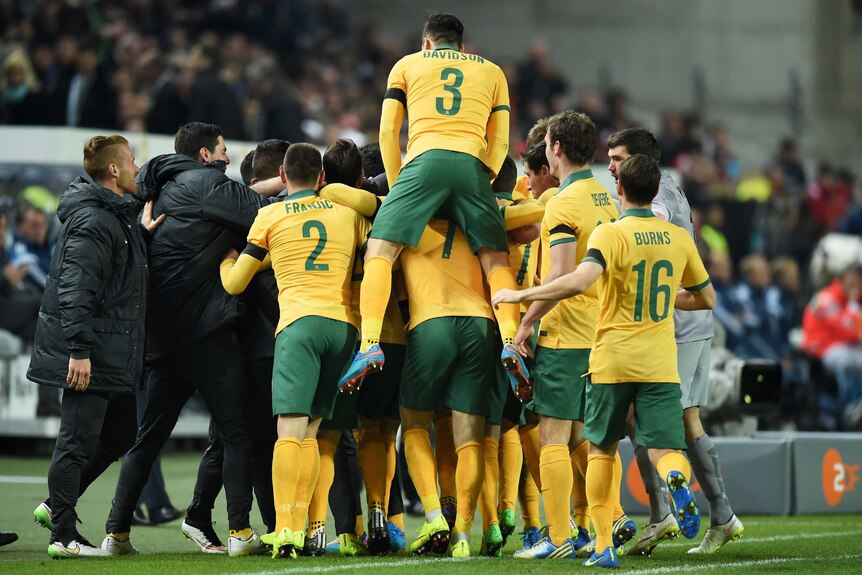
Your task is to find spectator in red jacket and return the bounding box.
[802,265,862,425]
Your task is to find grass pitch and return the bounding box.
[0,453,859,574]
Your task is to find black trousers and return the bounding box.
[135,387,172,511]
[106,328,253,532]
[47,389,137,544]
[185,356,276,532]
[329,430,406,535]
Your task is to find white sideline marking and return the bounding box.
[232,557,473,575]
[0,475,46,484]
[624,553,862,575]
[661,528,862,547]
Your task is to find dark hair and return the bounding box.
[174,122,222,159]
[522,142,549,173]
[282,143,321,186]
[546,111,596,166]
[82,134,129,181]
[607,127,660,162]
[323,138,363,186]
[423,12,463,46]
[618,154,661,205]
[253,139,291,181]
[239,150,255,185]
[15,202,44,226]
[526,117,550,150]
[492,156,517,196]
[359,143,385,178]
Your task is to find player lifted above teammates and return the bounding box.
[494,154,716,568]
[339,12,529,394]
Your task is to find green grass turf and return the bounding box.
[1,453,860,574]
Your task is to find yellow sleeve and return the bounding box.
[485,67,511,179]
[503,199,544,230]
[682,235,711,291]
[545,201,580,248]
[220,253,263,295]
[583,224,613,270]
[246,210,270,251]
[538,187,557,206]
[380,60,408,189]
[319,183,379,218]
[355,212,372,251]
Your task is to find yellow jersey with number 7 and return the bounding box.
[384,47,510,171]
[583,208,711,384]
[245,190,370,335]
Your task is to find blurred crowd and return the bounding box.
[1,0,862,429]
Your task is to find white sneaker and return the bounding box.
[624,513,679,556]
[34,502,54,531]
[181,520,227,554]
[48,538,110,559]
[101,534,139,555]
[687,515,744,554]
[228,527,266,557]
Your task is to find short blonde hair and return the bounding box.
[83,135,129,181]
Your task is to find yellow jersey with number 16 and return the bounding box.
[583,208,711,384]
[246,189,370,335]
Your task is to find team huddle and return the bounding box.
[30,12,744,568]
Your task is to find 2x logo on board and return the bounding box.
[822,448,859,507]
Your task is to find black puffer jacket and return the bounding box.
[137,154,269,361]
[27,178,148,392]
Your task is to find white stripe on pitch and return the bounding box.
[624,553,862,575]
[0,475,47,484]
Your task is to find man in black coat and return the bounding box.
[184,139,289,540]
[102,122,282,557]
[27,135,164,558]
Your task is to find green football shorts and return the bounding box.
[400,316,495,417]
[582,381,685,449]
[271,316,357,419]
[528,346,590,421]
[370,150,508,253]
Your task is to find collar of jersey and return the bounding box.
[619,207,655,219]
[286,189,316,200]
[434,45,460,51]
[557,169,593,193]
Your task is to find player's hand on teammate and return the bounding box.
[491,288,522,308]
[141,201,166,233]
[223,247,240,261]
[66,357,92,392]
[513,321,535,358]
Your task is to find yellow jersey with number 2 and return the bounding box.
[246,190,370,335]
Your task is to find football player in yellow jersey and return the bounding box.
[492,154,716,568]
[340,12,530,400]
[309,139,409,556]
[218,144,369,560]
[509,111,620,560]
[397,216,499,559]
[478,157,542,556]
[513,140,559,550]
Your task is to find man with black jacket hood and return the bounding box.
[102,122,283,557]
[27,135,164,559]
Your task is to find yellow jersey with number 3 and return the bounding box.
[246,190,370,335]
[400,219,494,330]
[537,170,619,349]
[385,48,510,170]
[583,208,711,384]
